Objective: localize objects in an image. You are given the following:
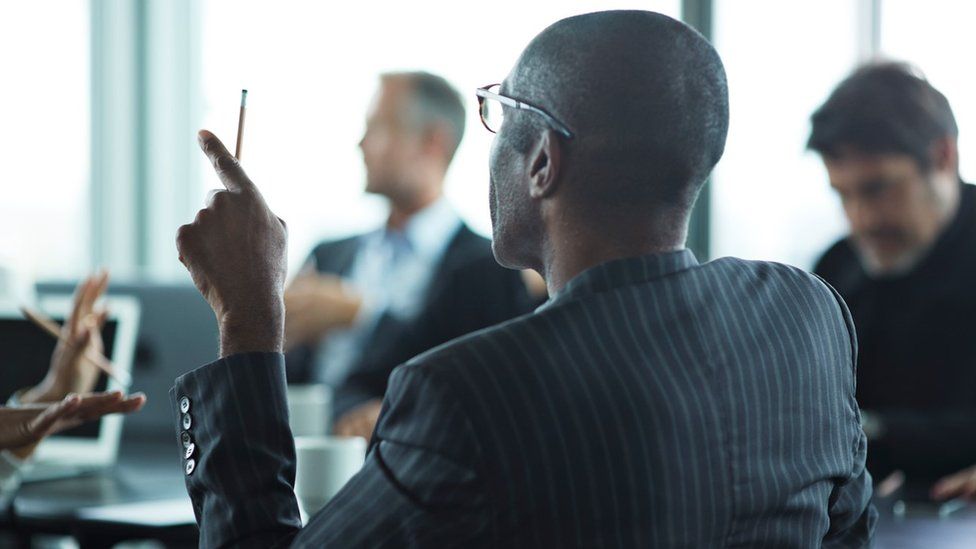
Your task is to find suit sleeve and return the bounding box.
[173,353,489,548]
[171,353,302,549]
[820,279,877,548]
[296,361,490,547]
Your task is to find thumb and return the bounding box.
[198,129,259,195]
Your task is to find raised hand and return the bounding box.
[1,391,146,454]
[21,272,111,404]
[176,130,288,357]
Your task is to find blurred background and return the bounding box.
[2,0,975,279]
[6,2,976,545]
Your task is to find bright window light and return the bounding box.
[710,0,858,269]
[880,0,976,182]
[0,1,89,279]
[199,0,680,273]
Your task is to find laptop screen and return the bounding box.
[0,318,117,439]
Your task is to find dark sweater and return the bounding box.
[815,182,976,481]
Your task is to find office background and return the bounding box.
[2,0,974,283]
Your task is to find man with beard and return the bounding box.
[810,62,976,489]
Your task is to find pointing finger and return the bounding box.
[198,130,257,195]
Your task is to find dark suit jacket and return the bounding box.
[172,250,876,548]
[286,224,536,419]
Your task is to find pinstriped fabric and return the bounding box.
[171,354,302,548]
[173,249,876,548]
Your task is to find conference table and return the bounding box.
[0,439,198,548]
[2,441,975,548]
[873,495,976,549]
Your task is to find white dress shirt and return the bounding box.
[315,197,462,387]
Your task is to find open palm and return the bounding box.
[0,391,145,450]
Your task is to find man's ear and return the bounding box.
[423,122,456,164]
[528,130,561,199]
[930,136,959,175]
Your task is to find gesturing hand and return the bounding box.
[0,391,146,453]
[22,272,110,404]
[333,399,383,442]
[932,464,976,501]
[284,274,362,349]
[177,130,288,357]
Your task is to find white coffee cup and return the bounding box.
[287,384,332,437]
[294,435,367,516]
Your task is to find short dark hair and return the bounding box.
[807,62,958,172]
[509,11,728,212]
[382,71,466,161]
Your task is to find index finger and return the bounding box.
[198,129,257,194]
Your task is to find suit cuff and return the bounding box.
[171,352,302,546]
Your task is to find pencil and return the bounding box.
[235,89,248,160]
[20,306,130,386]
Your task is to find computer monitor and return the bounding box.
[0,296,139,468]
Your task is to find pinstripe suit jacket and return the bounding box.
[172,250,876,548]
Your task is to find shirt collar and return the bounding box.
[538,249,699,311]
[388,196,461,259]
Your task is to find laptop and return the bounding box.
[0,295,139,480]
[36,280,220,441]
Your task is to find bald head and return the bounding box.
[506,10,728,210]
[488,10,729,280]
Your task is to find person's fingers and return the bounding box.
[92,270,110,305]
[336,411,375,440]
[72,271,106,338]
[205,189,226,208]
[71,392,145,420]
[963,477,976,500]
[333,417,353,437]
[932,478,962,501]
[357,418,373,438]
[198,130,257,195]
[71,324,93,351]
[933,468,976,500]
[76,397,145,420]
[93,308,110,332]
[29,394,83,438]
[68,277,94,334]
[78,272,103,320]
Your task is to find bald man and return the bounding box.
[172,11,875,548]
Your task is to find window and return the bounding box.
[880,0,976,181]
[710,0,860,269]
[0,1,90,279]
[198,0,680,272]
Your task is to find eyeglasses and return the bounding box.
[475,84,574,140]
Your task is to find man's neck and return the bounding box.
[542,226,684,295]
[386,190,442,231]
